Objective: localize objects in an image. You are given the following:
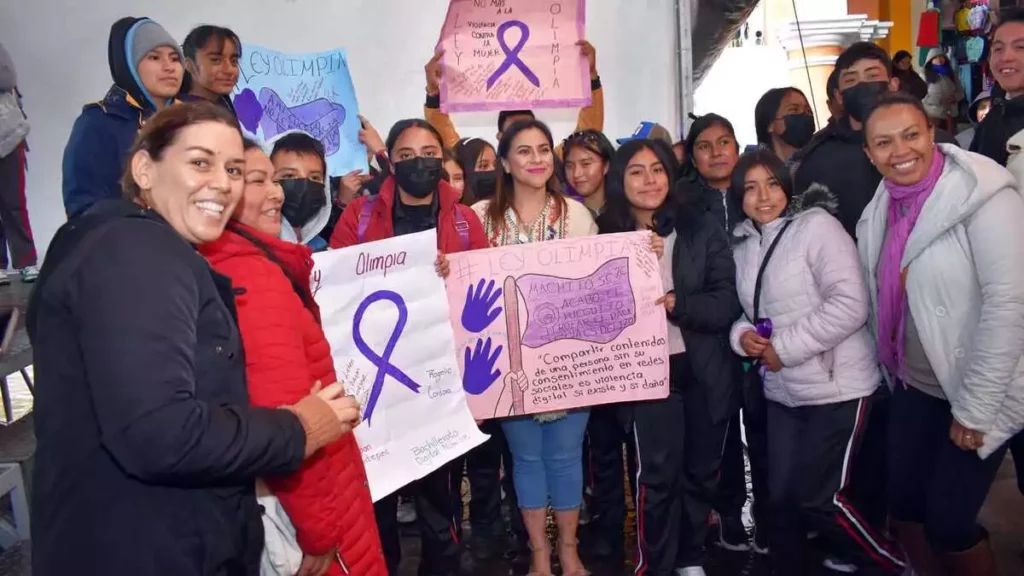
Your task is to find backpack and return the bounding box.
[356,196,470,250]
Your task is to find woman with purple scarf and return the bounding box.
[727,150,906,576]
[858,92,1024,576]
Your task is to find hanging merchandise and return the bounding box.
[967,3,990,34]
[956,5,973,33]
[918,8,941,48]
[966,36,985,63]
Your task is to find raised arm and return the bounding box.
[424,51,461,150]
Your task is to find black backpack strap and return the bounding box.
[752,219,793,323]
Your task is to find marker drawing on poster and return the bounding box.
[313,230,487,501]
[233,44,367,175]
[438,0,591,113]
[447,232,671,420]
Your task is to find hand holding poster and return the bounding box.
[233,44,367,175]
[438,0,591,113]
[446,232,670,420]
[313,230,487,500]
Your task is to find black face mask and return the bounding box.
[279,178,327,227]
[842,81,890,123]
[394,157,444,199]
[472,170,499,199]
[779,113,816,148]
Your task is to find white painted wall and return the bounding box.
[0,0,679,257]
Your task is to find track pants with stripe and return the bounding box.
[766,396,906,575]
[375,463,461,576]
[0,142,36,269]
[633,354,730,575]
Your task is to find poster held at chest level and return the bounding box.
[438,0,591,113]
[232,44,367,175]
[313,230,488,501]
[447,232,671,420]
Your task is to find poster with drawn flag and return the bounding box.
[438,0,592,113]
[313,229,488,501]
[232,44,367,175]
[446,232,671,420]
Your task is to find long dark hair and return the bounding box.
[597,139,679,234]
[754,87,807,146]
[727,149,794,218]
[181,25,242,95]
[452,137,496,204]
[683,113,739,179]
[487,119,565,227]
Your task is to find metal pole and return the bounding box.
[675,0,695,140]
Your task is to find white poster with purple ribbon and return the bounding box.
[312,229,488,501]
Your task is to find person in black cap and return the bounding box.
[61,16,184,218]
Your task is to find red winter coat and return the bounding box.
[329,176,488,252]
[201,223,387,576]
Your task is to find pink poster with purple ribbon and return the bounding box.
[438,0,592,113]
[446,232,670,420]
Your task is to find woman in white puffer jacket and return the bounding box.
[728,150,906,576]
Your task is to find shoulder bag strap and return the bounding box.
[356,197,377,243]
[752,219,793,323]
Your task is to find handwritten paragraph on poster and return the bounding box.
[447,232,670,419]
[438,0,591,112]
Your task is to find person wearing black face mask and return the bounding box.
[793,42,903,240]
[328,118,489,576]
[269,131,333,251]
[754,87,816,169]
[451,137,500,205]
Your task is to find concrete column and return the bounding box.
[777,12,893,127]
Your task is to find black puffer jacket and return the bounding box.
[970,86,1024,166]
[28,200,308,575]
[678,174,745,235]
[667,198,743,423]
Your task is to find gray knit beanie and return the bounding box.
[129,20,183,67]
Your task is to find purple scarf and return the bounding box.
[877,147,944,381]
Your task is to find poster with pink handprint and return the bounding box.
[446,232,670,420]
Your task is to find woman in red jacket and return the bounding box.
[201,140,387,576]
[330,118,488,576]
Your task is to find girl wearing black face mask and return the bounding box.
[452,137,500,205]
[754,87,816,168]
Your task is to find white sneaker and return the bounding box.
[396,497,417,524]
[822,556,858,573]
[19,266,38,283]
[0,269,13,286]
[675,567,706,576]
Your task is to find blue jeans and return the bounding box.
[501,410,590,510]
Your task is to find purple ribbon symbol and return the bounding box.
[487,20,541,90]
[352,290,421,425]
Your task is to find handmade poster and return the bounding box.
[446,232,670,419]
[438,0,592,113]
[313,230,488,500]
[233,44,367,175]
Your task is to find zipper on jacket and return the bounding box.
[336,550,350,574]
[721,193,729,232]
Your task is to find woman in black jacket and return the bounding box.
[597,139,741,576]
[27,101,360,576]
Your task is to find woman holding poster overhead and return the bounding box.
[201,139,386,576]
[597,139,740,576]
[329,118,488,576]
[471,119,598,576]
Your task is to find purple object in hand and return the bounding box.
[755,318,773,339]
[233,88,263,133]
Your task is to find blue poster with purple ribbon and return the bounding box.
[232,44,367,175]
[313,229,488,501]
